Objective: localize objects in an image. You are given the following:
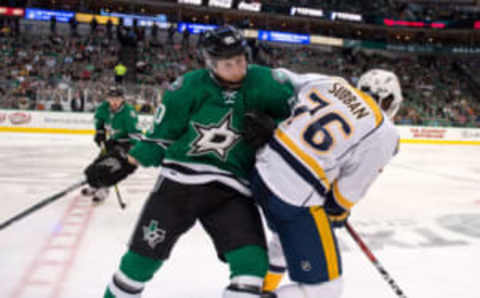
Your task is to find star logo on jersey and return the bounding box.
[222,91,238,105]
[189,111,241,161]
[142,220,166,249]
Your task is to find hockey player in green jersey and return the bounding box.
[82,86,142,203]
[83,25,294,298]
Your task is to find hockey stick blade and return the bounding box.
[345,221,408,298]
[0,179,87,231]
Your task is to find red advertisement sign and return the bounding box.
[409,127,446,139]
[9,112,32,125]
[384,18,446,29]
[0,7,25,17]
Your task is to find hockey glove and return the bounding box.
[104,139,131,155]
[327,210,350,228]
[94,129,106,147]
[324,190,350,228]
[84,150,137,188]
[243,110,277,150]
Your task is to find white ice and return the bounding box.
[0,132,479,298]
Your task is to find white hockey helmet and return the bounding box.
[357,69,403,119]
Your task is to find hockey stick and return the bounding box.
[345,221,408,298]
[100,142,127,210]
[0,179,87,231]
[113,184,126,209]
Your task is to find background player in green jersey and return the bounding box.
[83,25,294,298]
[82,86,142,203]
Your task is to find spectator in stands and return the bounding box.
[139,98,154,114]
[167,23,176,44]
[151,22,158,41]
[50,16,56,35]
[182,27,190,48]
[114,62,127,83]
[69,17,78,37]
[50,97,63,111]
[106,19,113,40]
[90,17,98,35]
[71,91,84,112]
[16,97,30,110]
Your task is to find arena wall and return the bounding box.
[1,109,479,145]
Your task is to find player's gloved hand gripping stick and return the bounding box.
[84,145,137,194]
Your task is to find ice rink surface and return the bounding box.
[1,132,479,298]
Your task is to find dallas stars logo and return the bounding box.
[189,111,241,161]
[142,220,166,249]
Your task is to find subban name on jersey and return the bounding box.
[328,82,370,120]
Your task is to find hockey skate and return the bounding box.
[92,188,110,204]
[81,186,96,196]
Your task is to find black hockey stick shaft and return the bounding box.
[0,179,87,231]
[113,184,126,209]
[345,221,408,298]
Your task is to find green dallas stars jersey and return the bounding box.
[129,65,294,195]
[94,101,142,146]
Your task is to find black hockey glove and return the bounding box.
[94,129,106,147]
[84,150,137,188]
[243,110,277,150]
[104,139,131,155]
[324,190,350,228]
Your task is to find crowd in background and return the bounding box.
[0,18,479,128]
[0,22,200,114]
[261,45,480,127]
[26,0,480,22]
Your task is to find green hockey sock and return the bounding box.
[104,250,163,297]
[225,245,268,278]
[119,250,163,282]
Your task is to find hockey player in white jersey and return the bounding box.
[247,68,403,298]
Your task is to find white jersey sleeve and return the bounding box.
[255,75,399,209]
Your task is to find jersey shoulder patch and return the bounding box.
[272,68,289,84]
[130,110,137,118]
[167,76,184,91]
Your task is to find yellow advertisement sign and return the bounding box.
[242,29,258,39]
[310,35,343,47]
[76,13,119,25]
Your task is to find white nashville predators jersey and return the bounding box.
[255,70,400,209]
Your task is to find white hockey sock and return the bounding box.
[275,277,343,298]
[223,276,263,298]
[107,270,146,298]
